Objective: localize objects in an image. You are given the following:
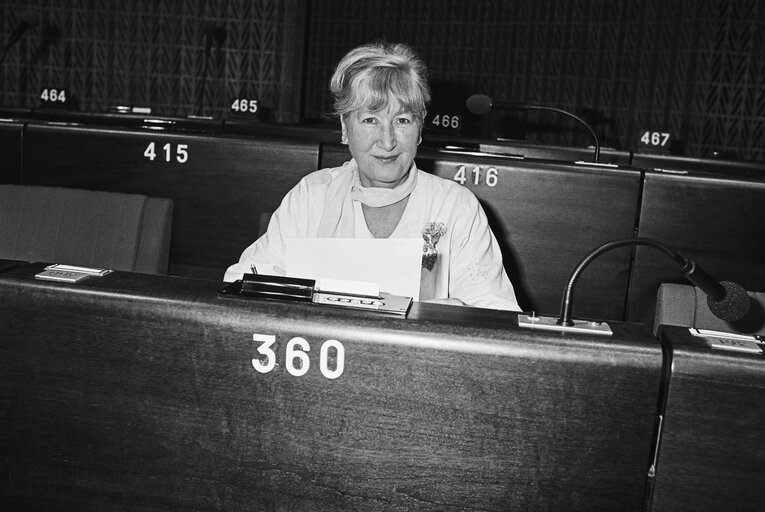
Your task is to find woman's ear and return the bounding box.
[340,117,348,145]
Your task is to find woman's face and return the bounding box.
[341,98,421,189]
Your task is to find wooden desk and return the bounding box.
[0,120,23,184]
[17,121,765,328]
[631,170,765,325]
[0,258,27,273]
[21,123,321,280]
[0,266,662,511]
[650,327,765,512]
[632,152,765,179]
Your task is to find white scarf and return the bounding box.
[317,159,418,237]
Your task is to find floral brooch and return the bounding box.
[422,221,446,271]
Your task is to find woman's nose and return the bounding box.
[377,123,397,151]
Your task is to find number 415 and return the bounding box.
[143,142,189,163]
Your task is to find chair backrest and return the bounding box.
[0,185,173,274]
[653,283,765,336]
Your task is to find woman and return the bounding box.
[224,42,520,311]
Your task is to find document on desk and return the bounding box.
[286,238,422,300]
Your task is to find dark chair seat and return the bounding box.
[0,185,173,274]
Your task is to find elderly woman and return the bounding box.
[224,41,519,311]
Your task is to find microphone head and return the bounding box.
[466,94,493,115]
[214,26,227,45]
[707,280,750,322]
[202,21,217,37]
[20,9,39,27]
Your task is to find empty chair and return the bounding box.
[0,185,173,274]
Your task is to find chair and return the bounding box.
[0,185,173,274]
[653,283,765,336]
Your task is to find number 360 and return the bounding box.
[251,334,345,379]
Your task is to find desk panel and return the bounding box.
[632,152,765,179]
[30,109,224,133]
[223,119,340,142]
[0,259,27,273]
[0,121,23,184]
[21,124,320,279]
[0,267,662,511]
[631,171,765,325]
[470,141,631,165]
[426,154,641,320]
[651,327,765,512]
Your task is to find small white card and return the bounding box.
[35,264,113,283]
[286,238,422,299]
[35,269,94,283]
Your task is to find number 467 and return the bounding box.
[640,131,670,147]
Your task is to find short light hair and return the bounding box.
[330,41,430,124]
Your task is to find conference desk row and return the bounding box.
[1,262,763,511]
[1,114,764,329]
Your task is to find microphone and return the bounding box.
[0,10,37,65]
[202,21,217,57]
[465,93,494,115]
[466,93,601,163]
[518,237,750,335]
[196,22,226,116]
[556,238,749,328]
[677,258,750,322]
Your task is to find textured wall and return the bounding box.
[0,0,306,122]
[304,0,765,160]
[1,0,763,159]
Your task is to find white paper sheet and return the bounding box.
[286,238,422,299]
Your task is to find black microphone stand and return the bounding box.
[195,36,212,117]
[507,103,601,163]
[0,20,32,66]
[518,237,749,335]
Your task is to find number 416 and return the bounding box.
[453,165,498,187]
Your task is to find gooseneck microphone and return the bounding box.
[466,93,601,163]
[195,22,226,116]
[0,10,37,66]
[195,22,216,116]
[556,237,750,327]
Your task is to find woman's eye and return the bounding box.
[396,117,412,125]
[361,117,377,124]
